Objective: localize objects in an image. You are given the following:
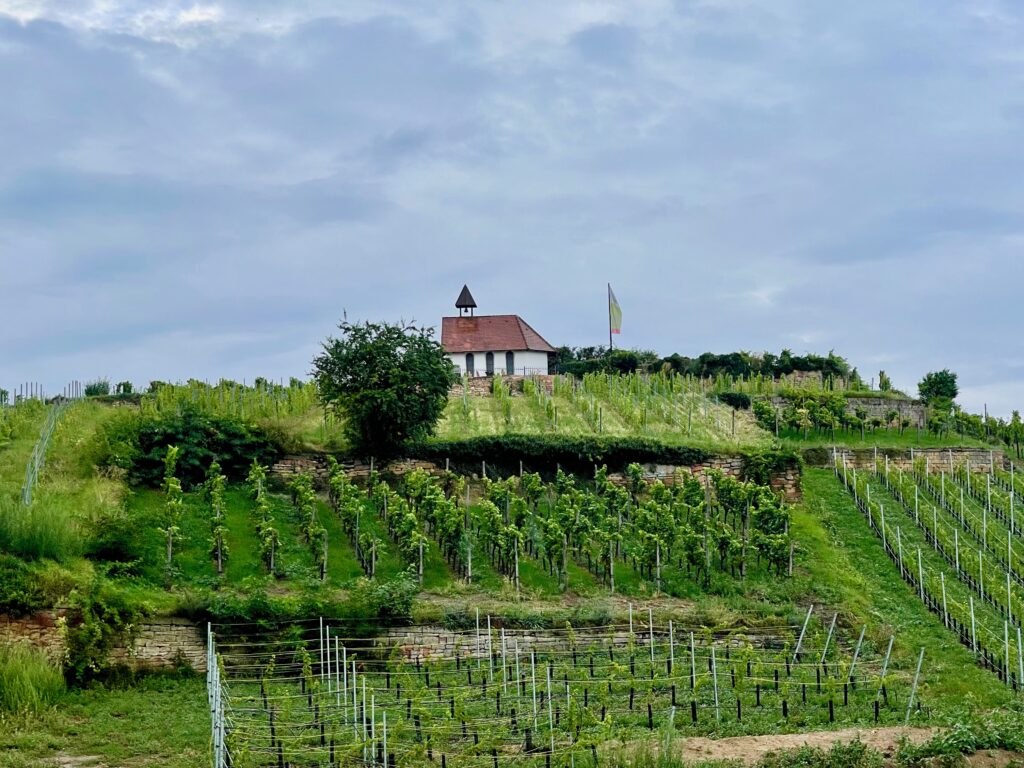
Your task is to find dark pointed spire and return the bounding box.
[455,284,477,316]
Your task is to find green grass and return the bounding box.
[0,644,64,715]
[0,673,207,768]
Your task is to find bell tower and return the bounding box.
[455,284,477,317]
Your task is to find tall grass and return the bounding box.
[0,643,64,714]
[0,497,80,561]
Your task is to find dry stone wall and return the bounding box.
[0,612,207,672]
[450,375,555,398]
[768,395,927,428]
[822,447,1006,474]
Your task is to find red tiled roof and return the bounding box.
[441,315,556,354]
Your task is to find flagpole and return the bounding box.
[608,283,613,351]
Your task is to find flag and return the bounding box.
[608,284,622,335]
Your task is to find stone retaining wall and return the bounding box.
[811,447,1005,473]
[0,612,207,672]
[450,375,555,398]
[768,395,927,428]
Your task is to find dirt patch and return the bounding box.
[967,750,1024,768]
[54,756,105,767]
[675,726,939,765]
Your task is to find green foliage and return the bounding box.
[313,320,457,457]
[62,579,149,683]
[84,380,111,397]
[752,400,776,431]
[877,370,892,392]
[411,434,713,476]
[0,643,65,714]
[115,381,134,395]
[918,369,958,404]
[897,705,1024,765]
[347,572,418,619]
[0,555,46,616]
[97,409,281,488]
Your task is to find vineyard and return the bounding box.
[439,373,768,448]
[833,454,1024,688]
[208,615,924,768]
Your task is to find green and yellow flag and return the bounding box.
[608,284,622,339]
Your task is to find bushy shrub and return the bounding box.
[84,379,111,397]
[348,573,417,620]
[0,643,65,714]
[96,409,281,488]
[0,555,47,616]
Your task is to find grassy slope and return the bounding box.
[794,468,1010,710]
[0,674,207,768]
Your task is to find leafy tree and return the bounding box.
[918,369,958,404]
[878,370,892,391]
[115,381,133,395]
[159,446,184,573]
[313,320,457,457]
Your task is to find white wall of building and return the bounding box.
[448,350,549,377]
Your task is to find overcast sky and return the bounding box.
[2,1,1023,415]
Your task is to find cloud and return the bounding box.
[1,1,1024,416]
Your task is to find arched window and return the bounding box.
[485,351,495,376]
[466,353,474,376]
[505,351,515,375]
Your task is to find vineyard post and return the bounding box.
[877,636,894,701]
[1013,492,1017,537]
[881,505,888,552]
[941,472,945,507]
[1009,573,1014,626]
[487,615,494,682]
[531,651,538,727]
[629,604,634,637]
[954,530,960,574]
[370,694,376,763]
[960,488,966,526]
[904,648,925,725]
[979,549,984,602]
[897,527,904,578]
[335,638,341,707]
[914,487,919,525]
[326,626,332,694]
[690,633,696,689]
[515,641,521,697]
[320,618,325,686]
[351,660,358,738]
[917,550,924,601]
[546,664,554,754]
[941,573,949,627]
[711,646,720,721]
[933,508,938,551]
[984,499,988,547]
[669,620,675,673]
[1006,622,1012,689]
[970,597,978,654]
[501,628,508,694]
[648,608,655,666]
[793,605,814,664]
[342,646,348,717]
[382,711,387,768]
[849,626,866,682]
[819,614,837,668]
[514,536,520,595]
[476,609,482,669]
[1017,627,1023,690]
